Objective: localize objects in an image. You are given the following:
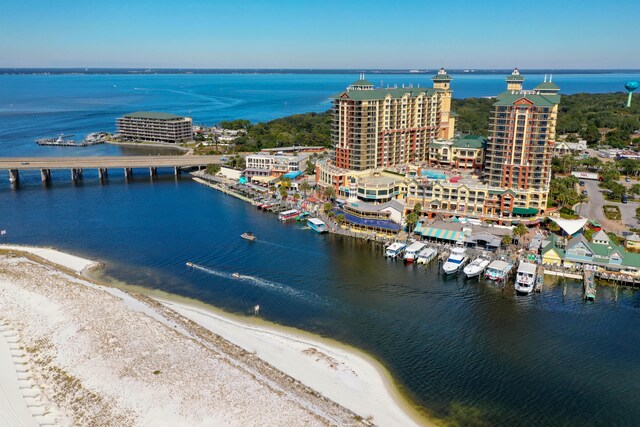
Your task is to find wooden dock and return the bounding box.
[584,270,596,301]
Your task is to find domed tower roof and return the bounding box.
[348,73,374,90]
[431,67,453,82]
[506,67,525,82]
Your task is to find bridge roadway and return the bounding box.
[0,155,226,184]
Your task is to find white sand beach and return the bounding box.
[0,245,427,426]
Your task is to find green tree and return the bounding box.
[305,161,316,175]
[205,163,221,175]
[279,186,288,199]
[336,214,346,225]
[405,212,419,232]
[513,223,527,238]
[269,185,276,193]
[580,123,600,145]
[323,202,333,214]
[501,234,513,246]
[293,193,300,201]
[414,202,422,216]
[323,186,336,200]
[299,180,311,196]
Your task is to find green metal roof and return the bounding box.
[122,111,185,120]
[506,74,525,81]
[432,73,452,81]
[452,135,486,149]
[350,78,374,87]
[535,81,560,90]
[493,92,561,107]
[512,207,539,215]
[331,87,438,101]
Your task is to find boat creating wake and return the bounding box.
[189,263,328,305]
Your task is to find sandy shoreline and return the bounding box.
[0,245,430,426]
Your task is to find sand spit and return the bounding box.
[0,252,366,426]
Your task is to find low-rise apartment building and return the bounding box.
[245,151,310,178]
[116,111,193,143]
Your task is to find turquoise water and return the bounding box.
[1,72,640,425]
[421,169,448,180]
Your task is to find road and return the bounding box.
[0,155,225,170]
[578,179,639,231]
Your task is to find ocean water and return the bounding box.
[1,72,639,156]
[1,72,640,425]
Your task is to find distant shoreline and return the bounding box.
[2,68,640,76]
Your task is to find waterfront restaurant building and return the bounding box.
[116,111,193,143]
[330,69,456,171]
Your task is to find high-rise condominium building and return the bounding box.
[330,69,456,171]
[484,68,560,211]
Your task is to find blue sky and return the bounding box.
[1,0,638,68]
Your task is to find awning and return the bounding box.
[283,170,303,179]
[551,217,588,236]
[419,226,463,241]
[251,175,279,184]
[513,207,539,215]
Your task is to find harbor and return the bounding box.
[36,132,106,147]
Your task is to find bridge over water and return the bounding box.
[0,155,225,184]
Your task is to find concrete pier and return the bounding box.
[149,167,158,177]
[71,168,83,181]
[98,168,108,180]
[174,166,181,176]
[124,168,132,179]
[40,168,51,182]
[9,169,19,184]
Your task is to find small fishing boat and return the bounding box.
[463,256,490,278]
[241,232,257,241]
[232,272,241,279]
[186,262,193,267]
[484,260,513,283]
[514,261,537,294]
[385,242,406,258]
[307,218,329,234]
[416,247,438,264]
[442,246,468,274]
[403,241,427,263]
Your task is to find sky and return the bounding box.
[1,0,639,69]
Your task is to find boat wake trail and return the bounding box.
[190,264,328,305]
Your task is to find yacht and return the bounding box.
[385,242,406,258]
[463,256,490,278]
[416,247,438,264]
[241,232,257,241]
[442,246,468,274]
[278,209,300,221]
[484,260,513,283]
[514,261,537,294]
[403,241,427,263]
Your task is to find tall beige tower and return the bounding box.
[432,68,455,139]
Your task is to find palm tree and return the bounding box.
[336,214,346,225]
[323,202,333,214]
[501,234,513,247]
[323,186,336,200]
[405,212,419,233]
[513,224,527,247]
[299,180,311,197]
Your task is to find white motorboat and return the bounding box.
[514,261,537,294]
[463,256,490,278]
[417,247,438,264]
[385,242,406,258]
[232,272,241,279]
[484,260,513,283]
[442,246,468,274]
[186,262,193,268]
[403,241,427,263]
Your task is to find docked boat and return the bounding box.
[296,211,311,221]
[278,209,300,221]
[416,247,438,264]
[385,242,406,258]
[403,241,427,263]
[307,218,329,234]
[514,261,537,294]
[484,260,513,282]
[463,256,490,278]
[442,246,468,274]
[241,232,256,241]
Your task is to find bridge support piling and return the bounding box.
[40,169,51,182]
[98,168,108,180]
[149,167,157,177]
[70,169,81,181]
[174,167,181,176]
[9,169,19,184]
[124,168,132,180]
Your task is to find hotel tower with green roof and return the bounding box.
[330,69,456,171]
[484,68,561,214]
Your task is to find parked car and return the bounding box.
[582,190,588,195]
[622,195,628,204]
[579,180,585,186]
[625,176,631,182]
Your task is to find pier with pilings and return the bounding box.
[1,155,225,185]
